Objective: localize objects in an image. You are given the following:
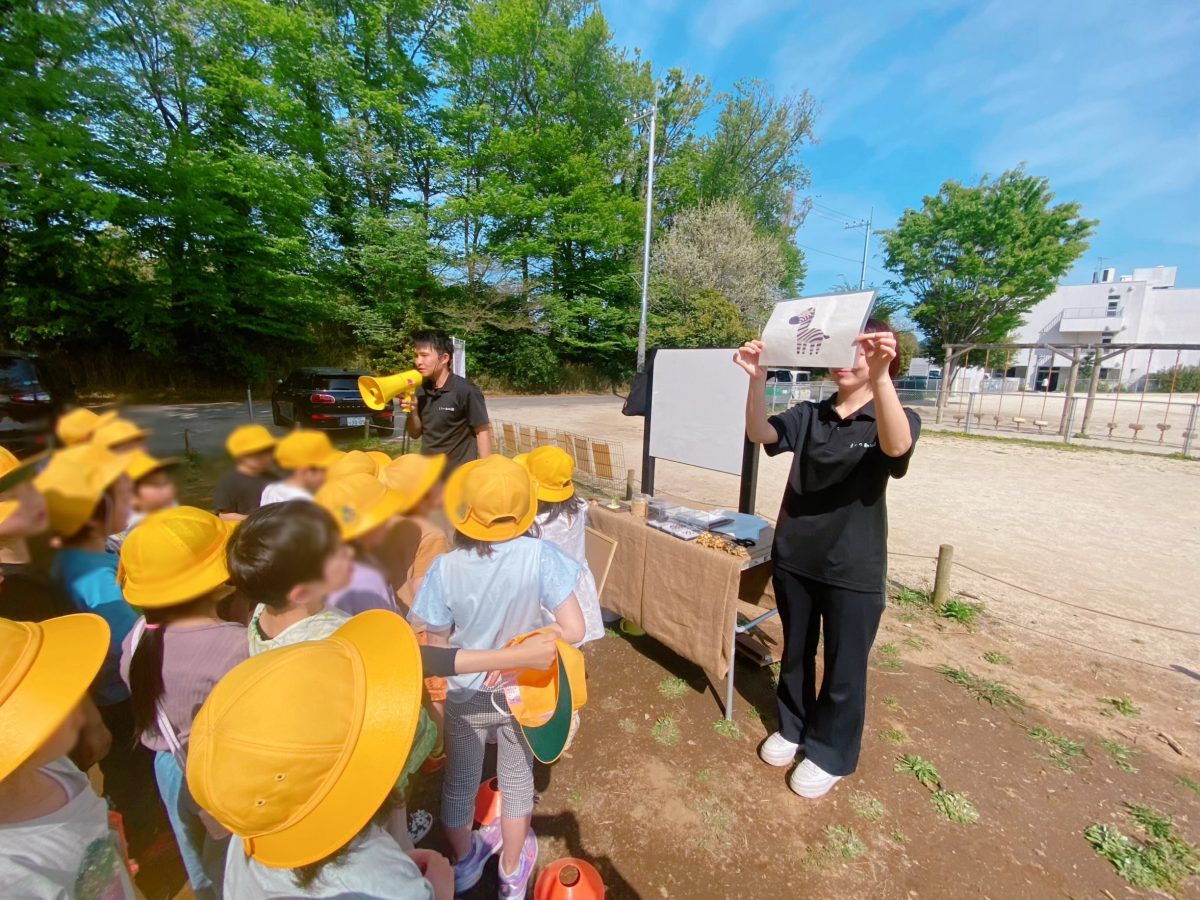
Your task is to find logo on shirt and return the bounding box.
[848,440,878,449]
[438,405,456,412]
[788,308,829,356]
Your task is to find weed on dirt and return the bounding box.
[876,643,904,670]
[769,661,781,688]
[617,717,638,735]
[1085,803,1200,894]
[805,825,868,867]
[895,754,941,790]
[1178,776,1200,798]
[931,789,979,825]
[938,597,982,628]
[658,676,689,701]
[891,586,932,608]
[651,716,681,746]
[890,829,910,844]
[937,665,1026,710]
[850,792,886,823]
[903,636,931,650]
[879,728,907,744]
[1027,726,1089,772]
[1100,739,1140,774]
[712,719,742,740]
[881,696,901,711]
[1099,695,1140,718]
[983,650,1012,666]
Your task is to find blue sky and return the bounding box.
[604,0,1200,293]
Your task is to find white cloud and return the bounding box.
[691,0,804,51]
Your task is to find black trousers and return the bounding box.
[97,699,167,854]
[773,568,885,776]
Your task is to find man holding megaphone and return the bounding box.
[394,329,491,473]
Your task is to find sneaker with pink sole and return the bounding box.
[454,823,502,894]
[497,829,538,899]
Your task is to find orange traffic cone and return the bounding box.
[534,859,605,900]
[474,777,502,827]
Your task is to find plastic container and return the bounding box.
[647,499,671,523]
[534,859,606,900]
[630,494,649,518]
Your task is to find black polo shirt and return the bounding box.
[415,373,490,472]
[765,395,920,592]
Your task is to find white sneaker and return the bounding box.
[758,732,800,767]
[789,758,842,799]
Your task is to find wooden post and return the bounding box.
[1080,347,1104,436]
[932,544,954,606]
[625,468,635,501]
[1057,347,1081,435]
[183,428,192,456]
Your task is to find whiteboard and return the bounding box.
[648,348,748,476]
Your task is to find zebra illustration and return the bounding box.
[788,308,828,356]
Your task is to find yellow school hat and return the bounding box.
[315,473,412,542]
[186,610,423,868]
[506,629,588,764]
[91,417,150,450]
[34,443,132,537]
[0,447,47,528]
[515,446,576,503]
[56,408,119,447]
[126,450,182,483]
[379,453,445,508]
[118,507,235,608]
[326,450,379,480]
[365,451,392,472]
[226,424,276,458]
[444,455,536,542]
[0,613,109,781]
[274,430,340,471]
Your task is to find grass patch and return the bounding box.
[567,788,582,804]
[879,728,907,744]
[696,769,713,784]
[902,636,931,650]
[983,650,1012,666]
[651,716,681,747]
[693,794,736,835]
[1099,695,1139,718]
[930,789,979,825]
[823,825,867,860]
[769,661,781,688]
[1100,739,1140,774]
[881,696,900,711]
[890,829,909,844]
[938,597,982,628]
[850,792,886,823]
[877,657,904,671]
[936,665,1026,710]
[1085,803,1199,894]
[1179,776,1200,798]
[745,706,763,723]
[658,676,689,701]
[713,719,742,740]
[617,717,638,735]
[895,754,941,790]
[877,642,900,657]
[892,586,932,608]
[1027,726,1088,772]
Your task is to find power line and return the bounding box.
[812,200,858,220]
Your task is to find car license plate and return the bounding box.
[345,416,367,427]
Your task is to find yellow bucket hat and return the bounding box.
[126,450,182,483]
[91,417,150,450]
[326,450,379,480]
[186,610,423,868]
[515,446,576,503]
[506,629,588,764]
[315,473,411,542]
[274,430,340,471]
[118,507,235,608]
[0,447,47,528]
[226,424,277,458]
[443,455,536,542]
[365,451,392,472]
[0,613,109,780]
[55,408,119,447]
[379,453,445,508]
[34,443,133,537]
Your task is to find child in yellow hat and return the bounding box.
[260,430,340,506]
[517,446,605,644]
[91,416,151,453]
[117,507,247,899]
[185,611,454,899]
[55,406,118,446]
[106,450,181,555]
[214,425,277,521]
[410,455,586,898]
[0,612,137,898]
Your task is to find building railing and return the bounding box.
[1060,306,1123,319]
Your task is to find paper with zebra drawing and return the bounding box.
[759,290,875,369]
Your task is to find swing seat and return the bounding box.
[1128,423,1145,440]
[992,415,1003,428]
[1012,417,1027,431]
[954,414,965,425]
[1033,420,1049,433]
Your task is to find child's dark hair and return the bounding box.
[292,792,398,889]
[411,328,453,362]
[226,501,342,609]
[454,531,495,557]
[538,494,585,525]
[128,591,224,741]
[864,318,903,379]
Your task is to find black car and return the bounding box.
[271,367,395,436]
[0,352,77,457]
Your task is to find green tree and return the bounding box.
[880,168,1096,384]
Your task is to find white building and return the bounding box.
[1012,266,1200,390]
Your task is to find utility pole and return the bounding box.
[844,208,873,289]
[627,86,658,373]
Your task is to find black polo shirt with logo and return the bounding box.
[764,395,920,592]
[415,373,490,472]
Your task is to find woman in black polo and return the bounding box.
[734,322,918,799]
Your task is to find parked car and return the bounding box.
[765,369,811,406]
[0,352,77,457]
[271,367,395,436]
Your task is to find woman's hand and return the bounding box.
[855,332,898,383]
[733,340,768,380]
[508,627,563,671]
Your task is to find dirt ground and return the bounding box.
[124,394,1199,898]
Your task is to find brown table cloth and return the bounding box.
[588,502,774,680]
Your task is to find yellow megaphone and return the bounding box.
[358,370,423,411]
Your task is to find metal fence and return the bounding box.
[491,419,630,495]
[765,380,1200,457]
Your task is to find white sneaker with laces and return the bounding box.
[758,732,800,767]
[789,758,842,799]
